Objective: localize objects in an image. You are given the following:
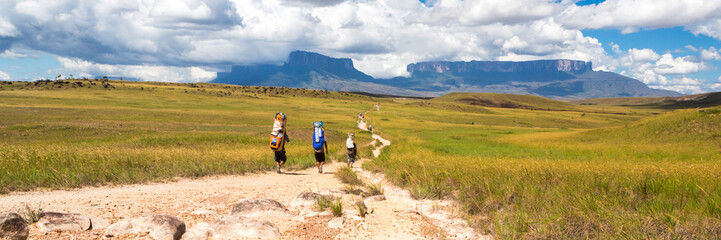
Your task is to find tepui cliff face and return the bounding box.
[212,51,680,98]
[407,60,592,74]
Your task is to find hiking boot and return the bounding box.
[319,166,323,174]
[277,165,281,174]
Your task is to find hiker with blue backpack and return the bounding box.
[312,121,328,174]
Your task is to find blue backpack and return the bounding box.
[313,121,325,150]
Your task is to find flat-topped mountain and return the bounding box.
[212,51,680,98]
[407,59,592,74]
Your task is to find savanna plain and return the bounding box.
[1,79,720,239]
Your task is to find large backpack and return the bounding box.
[269,113,287,151]
[312,121,325,150]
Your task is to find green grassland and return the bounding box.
[0,79,376,193]
[2,80,720,238]
[363,95,721,239]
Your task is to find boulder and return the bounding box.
[210,215,280,239]
[0,212,29,240]
[327,217,344,229]
[230,199,290,218]
[289,192,321,208]
[105,215,185,240]
[180,223,212,240]
[37,212,91,232]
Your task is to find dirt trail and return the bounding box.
[0,113,488,240]
[355,118,487,240]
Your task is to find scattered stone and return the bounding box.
[0,212,29,240]
[289,192,321,208]
[327,217,344,229]
[299,208,316,217]
[210,215,280,239]
[180,223,212,240]
[347,215,363,221]
[230,199,290,218]
[353,201,367,211]
[37,212,91,232]
[364,195,386,202]
[190,210,214,216]
[105,215,186,240]
[318,211,333,217]
[402,209,421,215]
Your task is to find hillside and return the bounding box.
[431,92,580,111]
[2,79,719,239]
[570,92,721,108]
[212,51,681,99]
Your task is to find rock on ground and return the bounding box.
[289,192,321,208]
[180,223,212,240]
[90,217,110,229]
[327,217,344,229]
[105,215,185,240]
[37,212,91,232]
[230,199,290,218]
[210,215,280,239]
[364,195,386,202]
[0,212,29,240]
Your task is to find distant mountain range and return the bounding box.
[212,51,681,98]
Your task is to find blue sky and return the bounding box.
[1,0,721,94]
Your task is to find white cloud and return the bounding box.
[0,70,10,80]
[688,19,721,40]
[560,0,721,35]
[0,50,27,59]
[701,47,721,61]
[57,57,216,83]
[0,17,19,37]
[654,53,704,75]
[0,0,718,94]
[685,45,698,52]
[647,77,708,95]
[627,48,660,62]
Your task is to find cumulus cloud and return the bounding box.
[0,0,719,93]
[627,48,660,63]
[0,70,10,80]
[654,53,705,75]
[646,77,716,95]
[58,57,216,82]
[0,17,19,37]
[701,47,721,61]
[0,49,27,59]
[560,0,721,35]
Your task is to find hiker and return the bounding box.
[312,121,328,173]
[270,113,290,173]
[368,125,372,132]
[346,132,357,167]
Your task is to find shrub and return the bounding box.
[315,195,333,212]
[355,202,368,218]
[330,199,343,217]
[365,182,384,196]
[20,203,43,223]
[335,166,363,186]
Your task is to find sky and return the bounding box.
[1,0,721,94]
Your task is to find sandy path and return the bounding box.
[0,115,488,240]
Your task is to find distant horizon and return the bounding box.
[1,0,720,94]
